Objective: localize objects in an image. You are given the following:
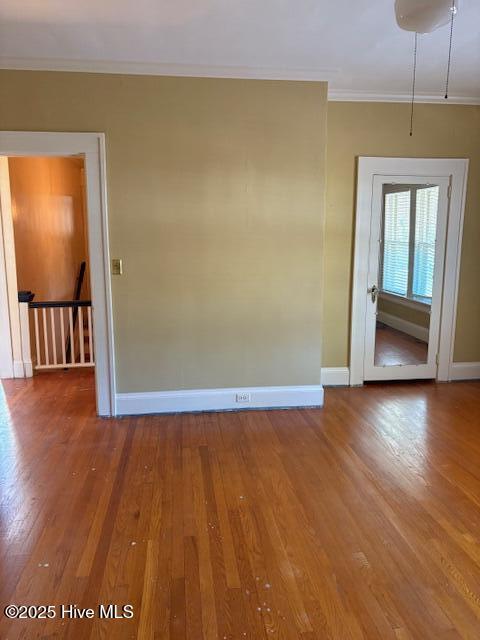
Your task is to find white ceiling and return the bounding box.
[1,0,479,102]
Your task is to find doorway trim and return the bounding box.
[350,157,469,386]
[0,131,115,416]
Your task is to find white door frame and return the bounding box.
[350,157,469,386]
[0,131,116,416]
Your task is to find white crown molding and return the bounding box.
[115,384,324,415]
[328,89,480,105]
[1,58,478,103]
[0,56,339,82]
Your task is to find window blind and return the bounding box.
[382,190,411,296]
[413,186,439,300]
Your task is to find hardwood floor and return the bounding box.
[375,323,429,366]
[1,370,480,639]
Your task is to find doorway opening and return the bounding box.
[351,157,468,386]
[0,132,114,416]
[8,156,94,381]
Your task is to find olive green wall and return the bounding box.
[1,72,478,385]
[0,71,327,392]
[378,298,430,329]
[325,101,480,366]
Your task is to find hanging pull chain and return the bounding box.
[445,0,456,99]
[410,32,418,137]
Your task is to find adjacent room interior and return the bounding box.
[0,155,95,401]
[0,1,479,638]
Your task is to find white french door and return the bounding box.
[363,174,450,381]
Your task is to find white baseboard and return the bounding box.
[321,367,350,386]
[115,384,324,416]
[13,360,25,378]
[450,362,480,381]
[24,361,33,378]
[377,311,429,343]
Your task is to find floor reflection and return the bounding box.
[0,381,27,546]
[375,323,428,366]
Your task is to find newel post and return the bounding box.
[18,291,34,378]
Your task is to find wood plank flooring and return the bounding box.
[375,323,429,366]
[1,370,480,639]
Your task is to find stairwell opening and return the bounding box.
[3,155,95,398]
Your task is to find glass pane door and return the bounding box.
[364,175,449,381]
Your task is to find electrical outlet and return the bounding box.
[236,392,251,403]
